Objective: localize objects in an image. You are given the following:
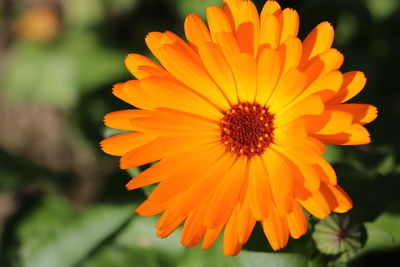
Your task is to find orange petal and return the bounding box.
[155,199,186,228]
[215,32,256,102]
[248,156,271,220]
[207,6,233,42]
[202,226,223,250]
[161,31,202,63]
[273,118,308,144]
[259,13,280,49]
[103,109,138,131]
[100,132,155,156]
[120,135,216,169]
[303,48,344,82]
[119,80,151,110]
[223,205,243,256]
[279,36,302,75]
[306,109,354,135]
[130,110,219,137]
[276,95,324,125]
[135,198,173,217]
[306,137,326,156]
[175,151,237,217]
[145,31,195,62]
[275,147,321,191]
[273,137,324,164]
[275,127,326,163]
[234,53,257,102]
[299,70,344,102]
[300,22,334,67]
[278,8,299,44]
[298,189,331,219]
[158,43,230,109]
[135,65,172,79]
[156,216,185,238]
[126,143,222,190]
[184,13,211,49]
[262,149,293,215]
[112,82,137,107]
[267,68,308,113]
[204,156,248,228]
[262,204,289,250]
[235,0,260,55]
[260,0,281,22]
[287,201,308,239]
[293,181,312,201]
[123,78,222,120]
[284,157,312,199]
[312,158,337,186]
[328,103,378,125]
[147,144,225,203]
[237,195,257,244]
[329,184,353,213]
[222,0,241,30]
[328,71,367,104]
[319,182,353,213]
[314,124,371,145]
[259,1,281,49]
[215,32,240,62]
[256,47,281,104]
[145,32,164,60]
[181,203,207,248]
[198,42,238,104]
[125,53,163,79]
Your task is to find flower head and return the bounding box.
[100,0,377,256]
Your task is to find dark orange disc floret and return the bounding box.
[220,102,274,157]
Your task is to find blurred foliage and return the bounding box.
[16,198,133,267]
[1,0,400,266]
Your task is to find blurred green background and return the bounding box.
[0,0,399,266]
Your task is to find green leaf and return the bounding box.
[103,127,130,139]
[115,216,183,256]
[104,0,140,14]
[362,223,395,251]
[62,33,126,93]
[82,216,309,267]
[176,246,229,267]
[361,211,400,253]
[375,153,396,176]
[365,0,400,19]
[4,42,78,108]
[323,145,344,164]
[233,251,308,267]
[81,216,186,267]
[171,0,221,19]
[127,167,141,177]
[306,254,330,267]
[335,11,359,47]
[16,197,133,267]
[4,33,125,109]
[63,0,105,29]
[141,184,157,197]
[373,211,400,243]
[349,211,400,260]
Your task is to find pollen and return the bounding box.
[220,102,274,157]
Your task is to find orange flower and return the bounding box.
[100,0,377,256]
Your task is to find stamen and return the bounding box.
[220,102,274,157]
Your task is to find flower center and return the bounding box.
[220,102,274,157]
